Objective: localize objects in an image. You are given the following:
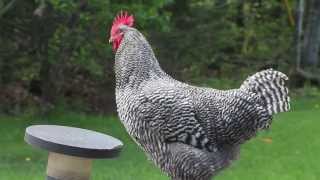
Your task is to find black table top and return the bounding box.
[25,125,123,159]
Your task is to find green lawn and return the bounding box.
[0,97,320,180]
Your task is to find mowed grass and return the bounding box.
[0,97,319,180]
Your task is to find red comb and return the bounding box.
[112,11,134,27]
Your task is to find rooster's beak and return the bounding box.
[108,37,113,43]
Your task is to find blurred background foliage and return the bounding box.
[0,0,319,115]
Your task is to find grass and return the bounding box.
[0,97,319,180]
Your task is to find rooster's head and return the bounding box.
[109,11,134,52]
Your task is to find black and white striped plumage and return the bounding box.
[113,26,290,180]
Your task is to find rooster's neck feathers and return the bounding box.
[114,28,166,89]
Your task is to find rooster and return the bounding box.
[109,12,290,180]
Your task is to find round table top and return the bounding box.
[25,125,123,159]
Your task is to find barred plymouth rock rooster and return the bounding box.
[109,12,290,180]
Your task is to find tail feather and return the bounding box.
[240,69,290,115]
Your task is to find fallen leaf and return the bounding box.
[261,137,272,144]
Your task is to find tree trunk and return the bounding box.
[296,0,304,69]
[295,0,320,84]
[303,0,320,67]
